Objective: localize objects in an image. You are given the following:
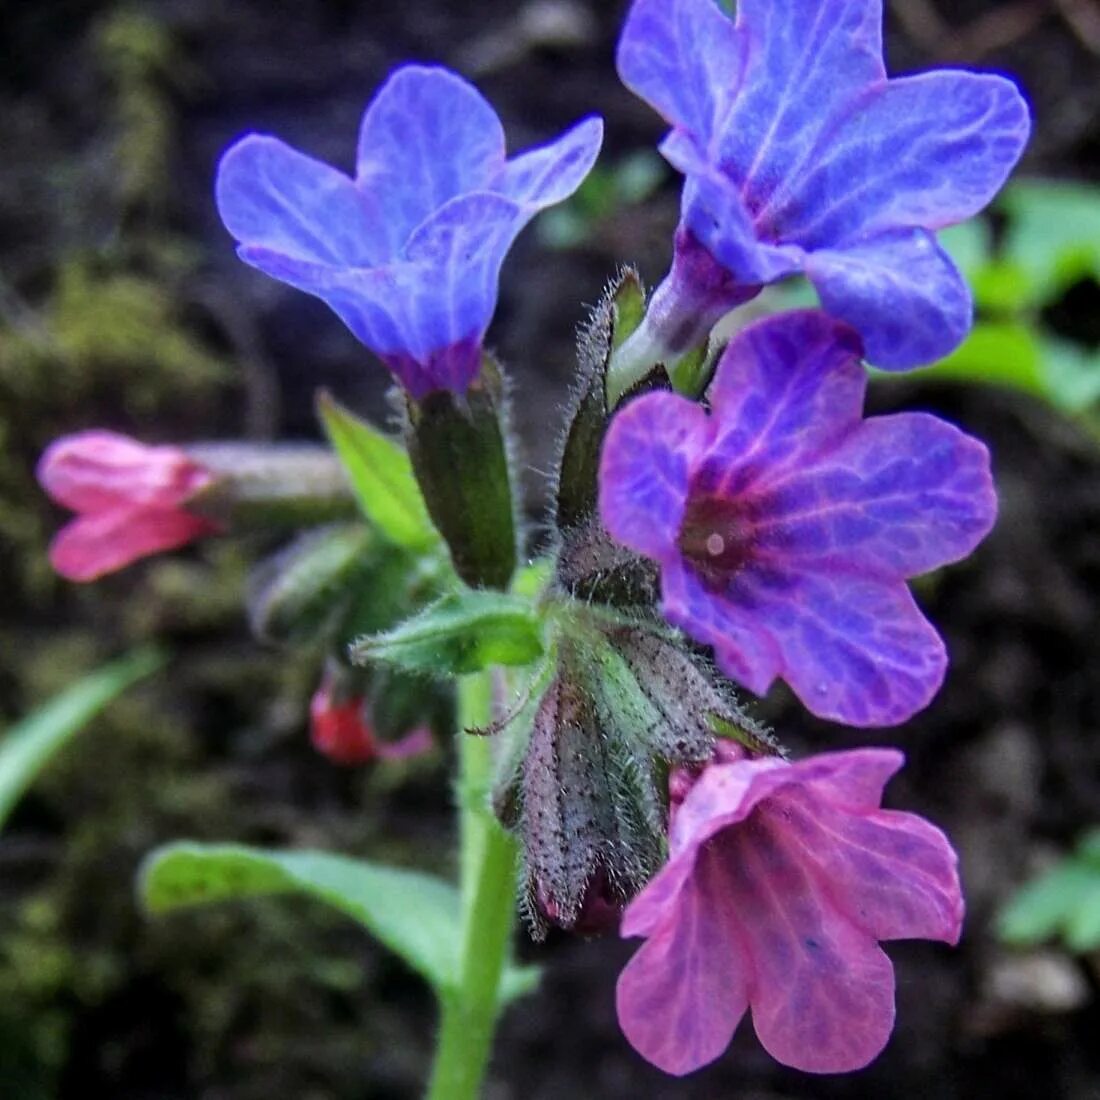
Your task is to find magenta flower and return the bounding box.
[611,0,1030,386]
[37,431,220,582]
[598,311,996,726]
[616,747,963,1075]
[216,65,603,398]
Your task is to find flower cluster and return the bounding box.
[36,0,1032,1085]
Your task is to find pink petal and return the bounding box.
[787,747,904,810]
[720,808,897,1073]
[783,790,964,944]
[375,725,434,761]
[617,846,750,1076]
[48,507,217,582]
[38,430,212,513]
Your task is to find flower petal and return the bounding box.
[718,0,884,214]
[721,806,897,1073]
[49,508,216,582]
[216,135,389,266]
[617,846,750,1076]
[616,0,744,147]
[783,789,964,944]
[355,65,506,242]
[748,411,997,576]
[661,557,782,697]
[673,561,948,726]
[37,431,211,513]
[806,228,973,368]
[786,747,904,811]
[498,116,604,208]
[694,311,866,498]
[599,392,711,561]
[777,71,1031,247]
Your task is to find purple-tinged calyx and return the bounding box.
[599,310,997,727]
[608,0,1031,398]
[616,746,964,1075]
[216,65,603,398]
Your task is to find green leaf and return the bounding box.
[352,591,544,677]
[1002,180,1100,302]
[1040,337,1100,412]
[317,391,437,551]
[871,322,1045,398]
[139,842,539,1003]
[141,843,460,988]
[1064,880,1100,953]
[939,219,993,282]
[0,649,164,831]
[998,860,1099,947]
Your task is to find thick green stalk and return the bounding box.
[426,672,518,1100]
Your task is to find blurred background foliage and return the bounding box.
[2,1,1100,1097]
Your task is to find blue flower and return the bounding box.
[610,0,1030,392]
[217,65,603,398]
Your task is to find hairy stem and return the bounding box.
[426,672,518,1100]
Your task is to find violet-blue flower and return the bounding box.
[598,311,996,727]
[216,65,603,398]
[608,0,1031,397]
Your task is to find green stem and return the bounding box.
[426,672,519,1100]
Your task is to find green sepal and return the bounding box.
[317,390,438,551]
[491,600,769,937]
[139,842,539,1002]
[246,522,375,645]
[405,355,518,590]
[351,590,544,678]
[186,443,358,529]
[555,268,645,532]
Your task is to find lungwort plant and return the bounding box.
[39,0,1034,1093]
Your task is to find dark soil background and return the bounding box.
[2,1,1100,1097]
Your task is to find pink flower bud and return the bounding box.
[309,678,432,766]
[37,431,220,581]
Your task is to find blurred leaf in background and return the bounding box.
[538,151,666,250]
[999,829,1100,953]
[0,648,164,832]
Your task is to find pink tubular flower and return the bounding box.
[309,678,432,766]
[616,747,963,1076]
[37,430,221,582]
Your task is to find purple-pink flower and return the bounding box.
[616,746,963,1075]
[216,65,603,399]
[611,0,1030,384]
[38,431,221,582]
[599,311,996,726]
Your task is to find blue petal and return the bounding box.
[694,312,866,498]
[498,116,604,207]
[748,412,997,577]
[405,192,525,353]
[216,135,390,266]
[805,229,972,368]
[616,0,743,147]
[771,71,1032,247]
[599,392,711,562]
[355,65,506,245]
[678,165,800,285]
[718,0,884,214]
